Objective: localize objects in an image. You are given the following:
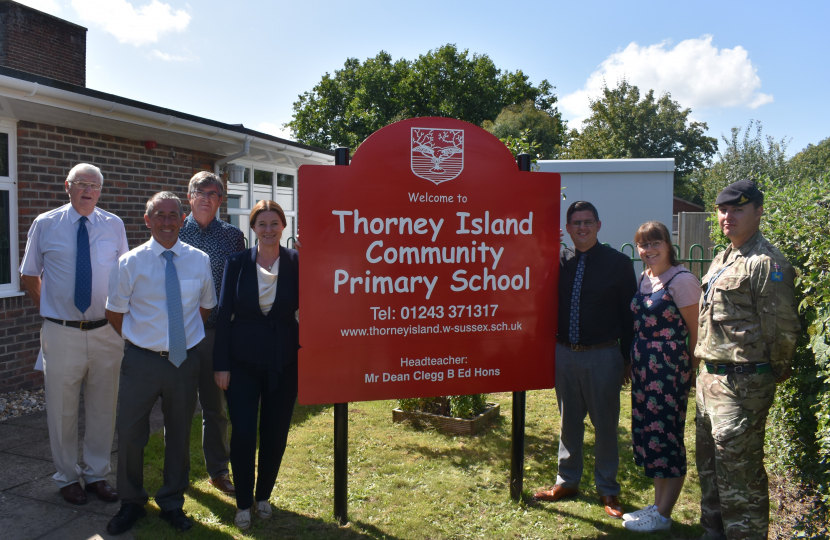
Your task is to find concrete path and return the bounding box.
[0,396,169,540]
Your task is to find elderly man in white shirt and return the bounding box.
[104,191,216,535]
[20,163,128,506]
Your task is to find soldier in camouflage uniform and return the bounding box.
[695,180,800,540]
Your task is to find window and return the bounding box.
[0,121,19,297]
[225,162,297,249]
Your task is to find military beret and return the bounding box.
[715,180,764,206]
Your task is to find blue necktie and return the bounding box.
[162,251,187,367]
[74,216,92,314]
[568,253,586,343]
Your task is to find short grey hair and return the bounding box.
[188,171,224,197]
[145,191,184,217]
[67,163,104,186]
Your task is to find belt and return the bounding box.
[556,338,618,352]
[45,317,108,331]
[705,362,772,375]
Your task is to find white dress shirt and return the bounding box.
[20,204,129,321]
[106,238,217,352]
[256,260,279,315]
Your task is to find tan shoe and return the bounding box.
[533,485,578,502]
[601,495,623,518]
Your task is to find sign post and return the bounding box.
[298,118,560,519]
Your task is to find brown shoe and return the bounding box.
[601,495,623,518]
[60,482,88,505]
[85,480,118,502]
[534,485,578,502]
[209,473,235,494]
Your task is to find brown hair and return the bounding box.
[634,221,679,267]
[249,200,287,228]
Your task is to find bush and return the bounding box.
[398,394,489,420]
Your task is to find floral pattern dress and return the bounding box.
[630,270,693,478]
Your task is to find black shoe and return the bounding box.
[107,503,146,535]
[159,508,193,532]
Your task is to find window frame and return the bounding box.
[0,118,20,298]
[226,160,298,248]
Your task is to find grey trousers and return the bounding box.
[116,343,199,511]
[196,328,230,479]
[554,343,623,496]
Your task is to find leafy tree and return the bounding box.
[692,120,789,209]
[482,100,568,159]
[565,80,717,204]
[789,136,830,180]
[288,45,555,150]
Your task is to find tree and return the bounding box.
[789,136,830,180]
[565,80,717,204]
[692,120,790,208]
[482,100,568,159]
[288,45,555,150]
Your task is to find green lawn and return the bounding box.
[134,388,709,539]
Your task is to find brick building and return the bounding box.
[0,1,334,392]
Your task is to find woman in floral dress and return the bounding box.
[624,221,701,533]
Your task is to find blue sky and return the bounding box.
[20,0,830,156]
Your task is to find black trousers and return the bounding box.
[225,360,298,510]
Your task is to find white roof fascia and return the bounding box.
[537,158,675,173]
[0,74,334,164]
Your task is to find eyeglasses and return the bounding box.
[70,181,101,191]
[568,219,596,228]
[637,240,664,250]
[192,190,221,201]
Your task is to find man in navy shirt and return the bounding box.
[178,171,246,494]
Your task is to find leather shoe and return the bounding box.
[533,485,578,502]
[601,495,623,518]
[59,482,87,505]
[208,473,235,494]
[84,480,118,502]
[107,502,146,535]
[160,508,193,532]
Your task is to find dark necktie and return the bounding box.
[568,252,586,343]
[163,251,187,367]
[74,216,92,314]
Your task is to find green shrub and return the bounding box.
[397,394,489,420]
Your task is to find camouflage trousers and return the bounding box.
[695,369,776,540]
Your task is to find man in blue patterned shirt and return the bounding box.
[179,171,246,494]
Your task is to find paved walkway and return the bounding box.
[0,396,168,540]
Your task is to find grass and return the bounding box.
[133,388,708,539]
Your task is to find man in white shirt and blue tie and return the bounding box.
[105,191,216,535]
[20,163,128,506]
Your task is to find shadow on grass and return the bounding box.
[529,501,704,539]
[291,401,333,428]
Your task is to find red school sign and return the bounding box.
[297,117,560,405]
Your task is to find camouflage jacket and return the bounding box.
[696,230,800,375]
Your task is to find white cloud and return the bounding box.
[15,0,62,16]
[71,0,190,46]
[150,49,194,62]
[256,122,294,140]
[561,36,773,127]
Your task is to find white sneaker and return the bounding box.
[623,514,671,532]
[256,499,272,520]
[623,505,658,522]
[234,508,251,531]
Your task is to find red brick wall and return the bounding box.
[0,1,86,86]
[0,120,225,392]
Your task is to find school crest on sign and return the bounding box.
[410,128,464,184]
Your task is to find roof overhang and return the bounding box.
[0,67,335,167]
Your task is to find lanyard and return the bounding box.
[704,262,734,305]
